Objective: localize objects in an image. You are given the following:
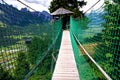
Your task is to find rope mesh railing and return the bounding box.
[70,30,100,80]
[70,1,120,80]
[0,1,62,80]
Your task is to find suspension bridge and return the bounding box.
[0,0,120,80]
[52,30,80,80]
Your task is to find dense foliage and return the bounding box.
[0,66,14,80]
[28,51,53,80]
[101,1,120,79]
[14,51,30,80]
[49,0,86,18]
[113,0,120,4]
[27,35,51,66]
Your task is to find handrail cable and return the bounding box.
[95,3,105,12]
[84,0,101,14]
[2,0,37,12]
[17,0,37,11]
[16,0,37,11]
[87,2,105,17]
[1,0,7,4]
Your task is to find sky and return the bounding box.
[4,0,104,13]
[81,0,104,13]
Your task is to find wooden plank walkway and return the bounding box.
[52,30,80,80]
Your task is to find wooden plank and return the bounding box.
[52,30,80,80]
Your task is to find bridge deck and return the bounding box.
[52,30,80,80]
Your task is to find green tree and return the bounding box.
[28,51,53,80]
[49,0,86,18]
[27,37,42,65]
[14,51,30,80]
[113,0,120,4]
[0,66,14,80]
[27,34,51,66]
[101,1,120,79]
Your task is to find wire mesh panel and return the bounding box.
[0,2,62,80]
[70,1,120,79]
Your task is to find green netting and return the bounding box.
[0,2,62,80]
[70,30,98,80]
[70,1,120,79]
